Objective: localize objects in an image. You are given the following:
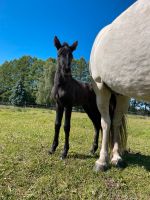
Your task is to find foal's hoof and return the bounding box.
[60,153,67,160]
[111,159,127,169]
[94,161,109,172]
[48,149,55,155]
[90,146,98,155]
[89,149,96,156]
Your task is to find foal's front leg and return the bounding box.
[61,106,72,159]
[49,103,64,154]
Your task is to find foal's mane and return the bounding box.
[58,42,70,54]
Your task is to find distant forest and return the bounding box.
[0,56,149,115]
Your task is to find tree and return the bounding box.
[0,61,16,102]
[9,79,28,106]
[36,59,56,106]
[81,61,91,82]
[0,56,45,104]
[72,57,90,82]
[129,98,150,115]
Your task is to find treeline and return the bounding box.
[0,55,149,115]
[0,56,89,106]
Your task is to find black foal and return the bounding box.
[49,36,101,159]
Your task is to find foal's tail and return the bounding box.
[109,95,128,154]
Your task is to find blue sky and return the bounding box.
[0,0,136,64]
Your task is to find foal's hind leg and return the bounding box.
[90,124,100,155]
[61,106,72,159]
[49,103,64,154]
[83,106,100,155]
[111,95,129,168]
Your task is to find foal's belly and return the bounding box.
[57,88,90,106]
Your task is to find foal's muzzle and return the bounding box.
[65,67,71,74]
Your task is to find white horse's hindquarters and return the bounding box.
[90,0,150,101]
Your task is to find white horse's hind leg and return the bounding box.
[111,95,129,168]
[92,81,111,171]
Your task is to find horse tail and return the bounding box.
[109,94,128,154]
[119,114,127,154]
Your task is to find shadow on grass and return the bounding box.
[69,151,150,171]
[124,151,150,171]
[68,152,99,160]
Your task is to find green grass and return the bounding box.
[0,106,150,200]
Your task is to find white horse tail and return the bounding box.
[109,95,128,155]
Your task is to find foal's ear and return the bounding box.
[54,36,62,50]
[70,41,78,52]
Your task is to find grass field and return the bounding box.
[0,106,150,200]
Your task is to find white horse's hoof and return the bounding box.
[111,159,127,169]
[94,161,109,172]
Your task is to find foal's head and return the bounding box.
[54,36,78,76]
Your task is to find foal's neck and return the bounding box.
[55,65,72,85]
